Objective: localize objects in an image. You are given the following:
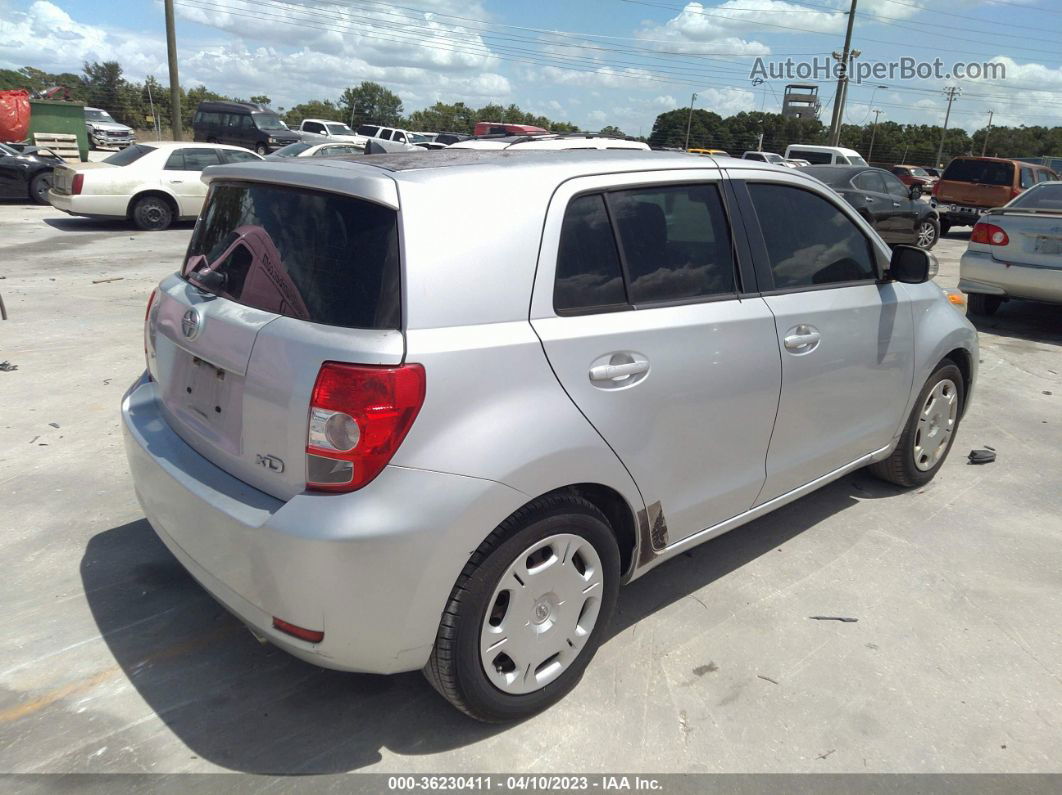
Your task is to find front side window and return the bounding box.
[749,183,875,289]
[326,123,355,136]
[883,172,910,198]
[609,184,735,304]
[554,194,626,313]
[252,113,286,131]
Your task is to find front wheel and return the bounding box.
[869,361,964,488]
[131,195,174,231]
[255,142,268,155]
[915,218,939,249]
[424,495,620,722]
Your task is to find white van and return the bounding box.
[784,144,868,166]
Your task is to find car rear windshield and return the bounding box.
[183,182,401,329]
[104,144,155,166]
[942,159,1014,185]
[1009,183,1062,211]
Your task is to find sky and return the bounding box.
[3,0,1062,136]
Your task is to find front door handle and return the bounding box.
[783,325,821,353]
[590,360,649,382]
[168,179,184,184]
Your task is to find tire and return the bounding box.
[131,195,174,231]
[29,172,53,205]
[424,494,620,723]
[869,361,965,488]
[915,218,939,250]
[967,293,1002,316]
[255,142,268,156]
[939,219,951,237]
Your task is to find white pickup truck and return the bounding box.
[297,119,366,145]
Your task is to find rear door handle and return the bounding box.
[590,361,649,381]
[783,325,821,353]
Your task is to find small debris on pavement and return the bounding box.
[29,436,39,444]
[693,662,718,676]
[809,616,858,622]
[48,422,60,428]
[0,361,16,371]
[92,277,124,284]
[757,674,779,685]
[968,449,997,464]
[817,749,836,760]
[1043,391,1053,396]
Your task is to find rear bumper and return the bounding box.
[121,374,527,674]
[47,190,127,218]
[932,203,987,227]
[960,249,1062,304]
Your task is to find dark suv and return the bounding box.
[192,101,300,155]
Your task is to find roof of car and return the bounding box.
[139,141,256,152]
[331,149,732,173]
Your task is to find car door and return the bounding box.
[850,169,898,239]
[162,148,222,217]
[0,150,22,197]
[530,172,782,546]
[303,121,325,137]
[882,171,919,241]
[733,174,914,504]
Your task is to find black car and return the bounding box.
[798,165,940,249]
[0,142,62,204]
[191,100,300,155]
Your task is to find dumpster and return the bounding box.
[28,99,89,161]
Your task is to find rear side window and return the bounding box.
[554,194,626,313]
[356,125,380,136]
[748,183,875,289]
[1020,168,1035,189]
[942,159,1014,185]
[166,148,221,171]
[184,183,400,329]
[304,121,324,134]
[854,171,887,193]
[792,150,832,164]
[609,185,735,303]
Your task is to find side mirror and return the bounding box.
[888,245,938,284]
[909,185,923,199]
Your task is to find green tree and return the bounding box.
[250,94,271,107]
[340,81,403,128]
[597,125,627,138]
[284,99,343,126]
[81,61,138,124]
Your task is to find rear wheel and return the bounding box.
[29,172,53,205]
[967,293,1002,316]
[869,361,964,488]
[939,219,951,237]
[132,195,174,231]
[424,495,620,722]
[915,218,939,249]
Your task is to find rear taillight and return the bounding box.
[144,288,158,379]
[306,362,426,492]
[71,173,84,195]
[1010,186,1022,199]
[971,222,1009,246]
[931,182,940,196]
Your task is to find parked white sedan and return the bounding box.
[48,142,262,231]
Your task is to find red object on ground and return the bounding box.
[0,89,31,143]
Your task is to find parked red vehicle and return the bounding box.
[472,121,548,137]
[891,164,938,193]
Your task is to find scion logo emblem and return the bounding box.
[256,454,285,474]
[181,308,202,340]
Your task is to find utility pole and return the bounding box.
[981,109,994,157]
[935,86,960,169]
[828,0,858,146]
[164,0,182,141]
[684,92,697,151]
[867,108,882,162]
[757,131,764,151]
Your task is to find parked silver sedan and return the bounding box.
[960,182,1062,314]
[123,151,977,722]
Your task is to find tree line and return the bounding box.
[4,61,1061,164]
[648,108,1062,167]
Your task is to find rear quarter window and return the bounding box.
[103,144,156,166]
[184,183,401,329]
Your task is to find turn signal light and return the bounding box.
[971,222,1009,246]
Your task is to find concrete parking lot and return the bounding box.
[1,196,1060,774]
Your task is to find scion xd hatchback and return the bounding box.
[123,150,977,722]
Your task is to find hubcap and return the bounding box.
[913,378,958,471]
[917,222,936,248]
[480,533,604,695]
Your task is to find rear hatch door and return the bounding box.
[149,174,403,501]
[937,159,1014,208]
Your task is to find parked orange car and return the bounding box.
[931,156,1058,235]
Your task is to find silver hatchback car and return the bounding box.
[123,151,977,722]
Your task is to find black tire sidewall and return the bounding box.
[255,142,268,155]
[134,197,173,231]
[450,506,620,722]
[30,173,52,205]
[895,363,965,486]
